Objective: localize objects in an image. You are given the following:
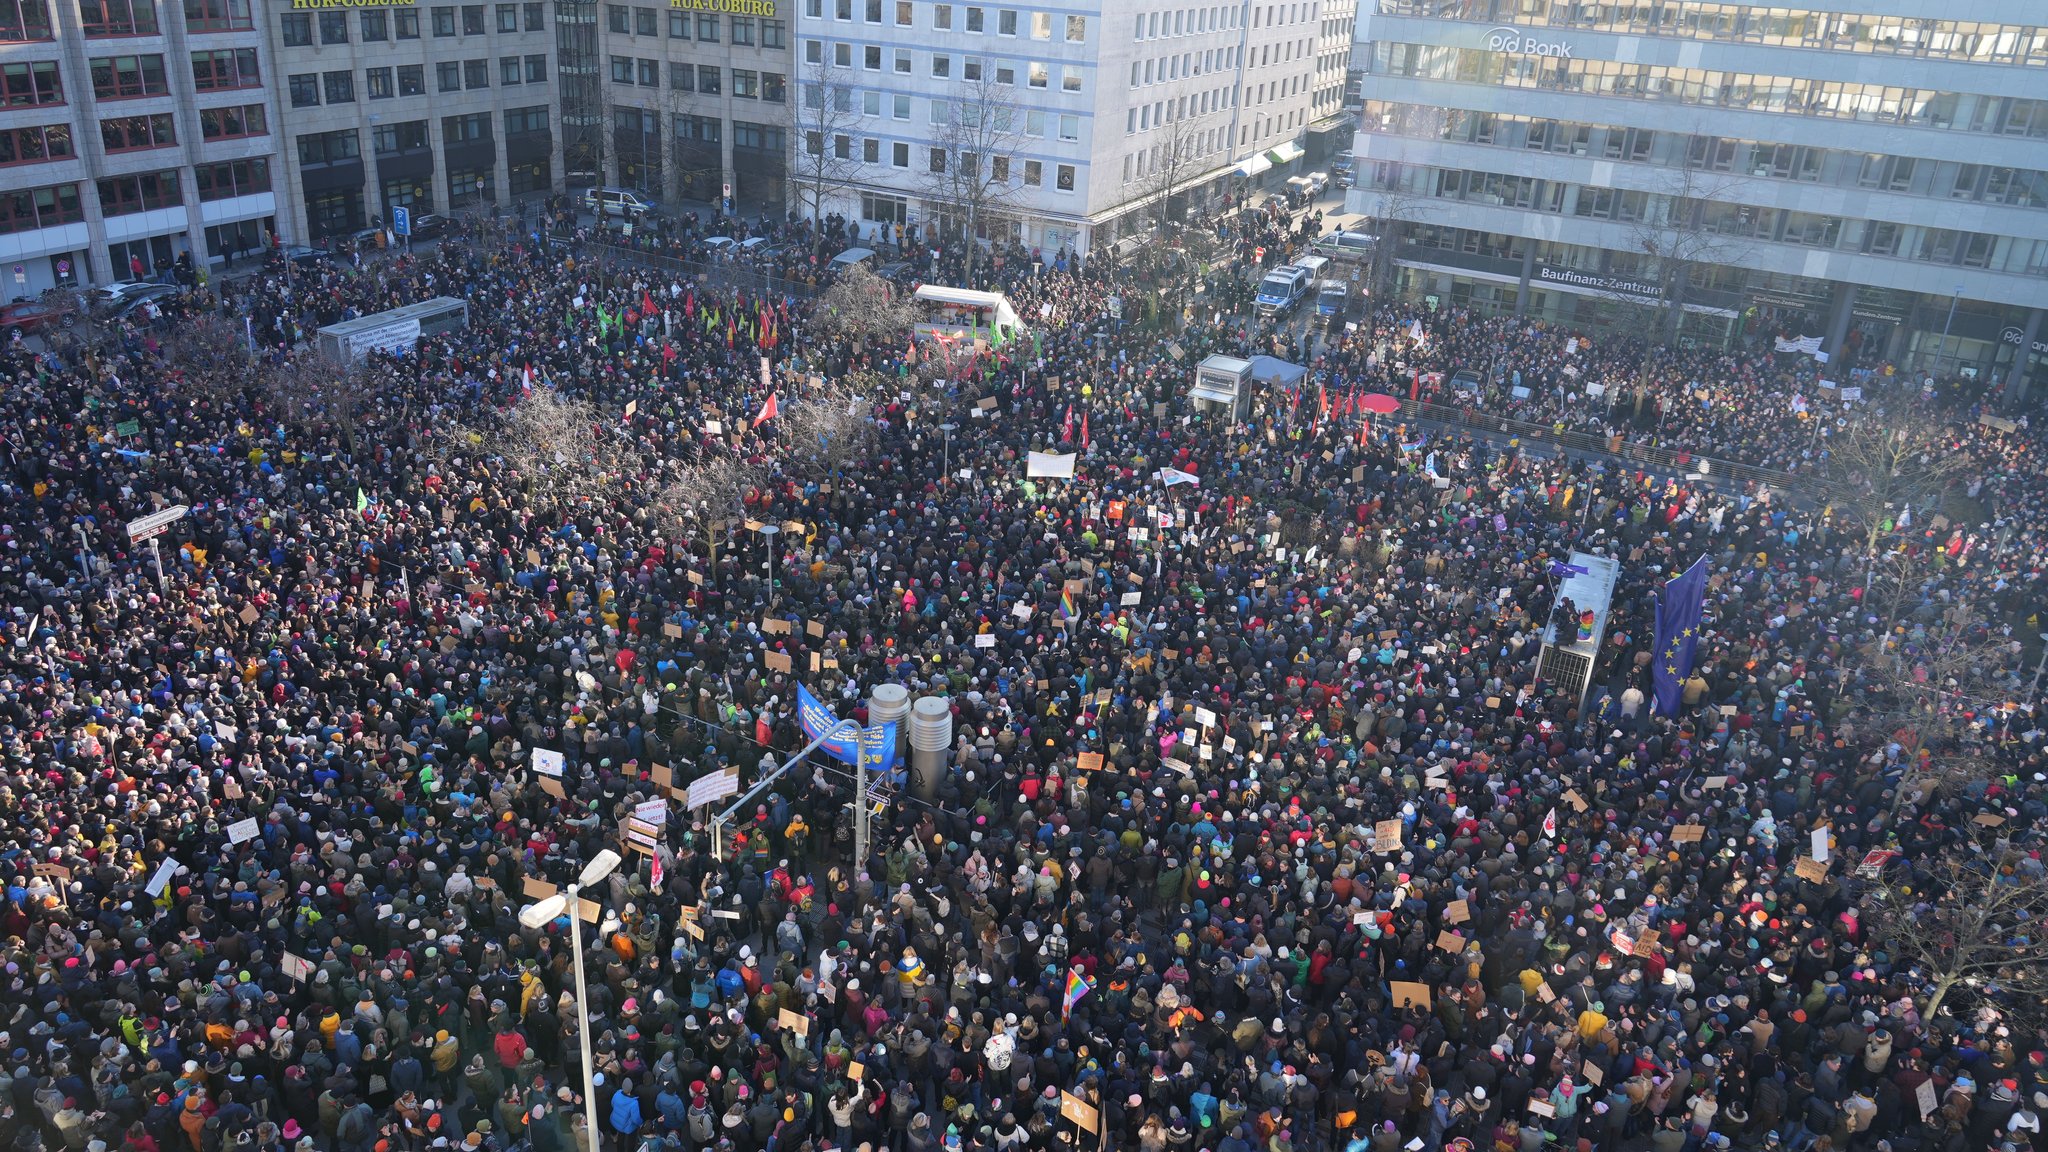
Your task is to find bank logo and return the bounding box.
[1485,26,1574,58]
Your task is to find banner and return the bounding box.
[1026,451,1078,478]
[796,684,900,774]
[1774,334,1823,355]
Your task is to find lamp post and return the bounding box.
[519,848,622,1152]
[2031,632,2048,701]
[938,422,957,476]
[756,523,780,608]
[1935,285,1962,379]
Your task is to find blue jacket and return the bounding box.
[611,1091,643,1135]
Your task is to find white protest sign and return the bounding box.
[226,817,260,845]
[531,748,565,777]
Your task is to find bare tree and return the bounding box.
[1824,421,1974,565]
[921,71,1028,286]
[655,455,763,581]
[1126,88,1217,235]
[1861,841,2048,1021]
[792,61,864,224]
[1610,167,1751,346]
[1350,163,1430,298]
[777,372,881,476]
[441,388,647,513]
[163,314,256,407]
[263,350,383,457]
[811,265,918,344]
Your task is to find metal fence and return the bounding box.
[543,232,823,301]
[1395,398,1823,495]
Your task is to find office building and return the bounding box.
[596,0,793,213]
[792,0,1351,258]
[1346,2,2048,392]
[265,0,560,239]
[1,0,283,293]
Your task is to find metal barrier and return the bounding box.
[1394,398,1824,495]
[543,232,822,300]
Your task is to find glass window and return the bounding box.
[997,8,1014,34]
[100,112,173,151]
[182,0,249,32]
[730,14,752,42]
[762,72,784,101]
[609,55,631,83]
[606,3,626,31]
[892,93,908,118]
[733,68,757,97]
[1030,10,1047,38]
[932,3,949,27]
[496,3,516,31]
[0,123,71,165]
[280,12,310,44]
[431,6,454,35]
[932,54,949,77]
[79,0,158,36]
[525,54,545,81]
[895,0,909,23]
[635,57,656,85]
[1061,64,1079,92]
[863,45,879,69]
[399,63,424,94]
[1023,159,1040,185]
[1,0,53,39]
[318,10,346,41]
[437,60,461,90]
[1027,60,1046,88]
[1064,13,1082,40]
[1055,163,1073,190]
[670,61,693,90]
[1058,112,1076,139]
[965,5,980,31]
[524,2,542,29]
[395,9,418,37]
[323,69,353,102]
[461,4,482,33]
[360,10,386,38]
[634,6,654,34]
[288,74,317,105]
[198,103,263,139]
[761,18,783,46]
[369,65,395,96]
[500,56,520,84]
[91,53,168,99]
[96,170,180,215]
[696,12,716,39]
[894,49,910,73]
[698,65,719,93]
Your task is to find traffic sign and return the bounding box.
[10,265,22,285]
[126,504,189,542]
[393,206,411,237]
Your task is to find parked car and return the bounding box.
[874,261,919,288]
[584,187,661,218]
[407,213,451,240]
[282,245,335,267]
[89,280,161,309]
[95,284,179,324]
[1,297,77,338]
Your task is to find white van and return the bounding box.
[1314,231,1378,263]
[585,188,660,218]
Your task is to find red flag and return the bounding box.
[1061,405,1074,444]
[752,394,780,428]
[1080,411,1089,449]
[642,290,657,316]
[726,317,735,349]
[1410,371,1420,401]
[684,291,695,320]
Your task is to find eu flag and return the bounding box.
[1650,556,1709,716]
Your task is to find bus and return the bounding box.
[316,296,469,362]
[912,285,1025,343]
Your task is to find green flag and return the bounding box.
[355,488,369,513]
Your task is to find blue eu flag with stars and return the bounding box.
[1651,556,1709,716]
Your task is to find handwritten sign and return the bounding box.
[226,817,260,845]
[1794,857,1829,883]
[1673,824,1705,843]
[1435,930,1466,954]
[777,1009,810,1037]
[1445,899,1470,924]
[1390,981,1431,1009]
[1059,1092,1099,1133]
[532,748,565,777]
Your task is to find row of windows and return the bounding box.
[802,40,1085,94]
[0,183,84,234]
[281,2,541,44]
[1380,1,2048,67]
[1120,128,1226,185]
[289,56,545,105]
[605,6,785,45]
[1366,161,2048,276]
[194,158,268,201]
[0,123,70,167]
[800,0,1086,42]
[1377,42,2048,136]
[97,171,181,216]
[797,80,1083,142]
[303,110,546,166]
[613,58,789,101]
[1129,45,1239,88]
[1125,88,1233,135]
[1364,101,2048,210]
[3,0,255,39]
[800,128,1073,189]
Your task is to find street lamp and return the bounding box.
[519,848,621,1152]
[755,523,780,607]
[1935,285,1963,379]
[938,422,957,476]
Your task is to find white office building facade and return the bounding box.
[792,0,1342,258]
[1,0,283,294]
[1346,1,2048,393]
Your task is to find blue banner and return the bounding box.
[797,684,899,774]
[1650,556,1709,716]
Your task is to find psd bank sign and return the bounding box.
[1484,26,1574,57]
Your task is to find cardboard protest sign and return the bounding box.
[1390,981,1431,1009]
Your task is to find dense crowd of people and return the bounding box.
[1,197,2045,1152]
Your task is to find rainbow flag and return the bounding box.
[1059,587,1079,626]
[1062,968,1092,1020]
